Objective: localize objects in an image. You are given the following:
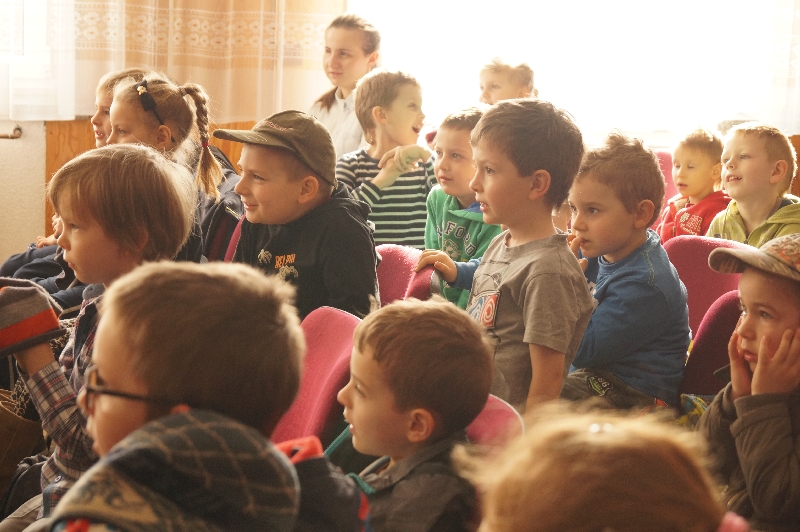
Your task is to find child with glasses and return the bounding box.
[47,261,304,531]
[0,144,195,530]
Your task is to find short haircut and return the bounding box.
[456,406,725,532]
[96,67,149,96]
[727,122,797,194]
[439,106,485,133]
[578,132,665,226]
[470,99,584,208]
[355,68,419,145]
[100,261,304,435]
[481,58,537,98]
[47,144,195,261]
[676,127,723,164]
[353,296,493,436]
[263,145,334,196]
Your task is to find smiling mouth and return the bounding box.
[727,175,742,182]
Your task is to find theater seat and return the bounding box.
[466,394,524,449]
[375,244,434,306]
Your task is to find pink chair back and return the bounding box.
[375,244,434,306]
[466,395,524,449]
[271,306,360,444]
[663,235,746,335]
[655,149,677,203]
[223,217,244,263]
[680,290,740,396]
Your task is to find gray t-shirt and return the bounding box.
[466,231,594,412]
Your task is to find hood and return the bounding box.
[290,182,372,227]
[768,194,800,223]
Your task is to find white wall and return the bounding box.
[0,120,46,263]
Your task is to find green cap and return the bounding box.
[213,110,337,186]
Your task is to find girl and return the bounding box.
[1,144,195,529]
[309,14,380,157]
[457,406,750,532]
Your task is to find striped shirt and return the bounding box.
[336,147,435,249]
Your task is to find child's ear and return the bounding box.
[406,408,436,444]
[527,169,551,201]
[372,105,387,125]
[297,175,320,204]
[155,124,173,150]
[633,199,655,228]
[769,160,789,185]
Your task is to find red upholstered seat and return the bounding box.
[375,244,434,306]
[223,216,244,262]
[466,394,524,449]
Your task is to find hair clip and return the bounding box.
[588,423,614,434]
[134,80,175,143]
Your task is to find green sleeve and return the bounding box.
[425,187,443,251]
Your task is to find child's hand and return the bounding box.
[52,215,63,238]
[567,233,588,271]
[35,234,57,248]
[728,325,753,400]
[416,249,457,284]
[373,145,432,190]
[751,326,800,396]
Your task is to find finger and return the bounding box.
[377,148,397,169]
[728,330,742,362]
[434,261,457,284]
[568,235,582,257]
[766,328,795,364]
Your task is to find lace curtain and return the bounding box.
[0,0,343,122]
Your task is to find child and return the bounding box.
[562,133,690,408]
[91,68,149,149]
[699,233,800,531]
[457,406,751,532]
[657,127,730,242]
[336,68,434,249]
[707,122,800,247]
[309,13,379,157]
[1,144,195,528]
[213,110,378,319]
[418,99,594,413]
[36,261,304,531]
[478,58,537,105]
[337,296,493,531]
[422,106,501,309]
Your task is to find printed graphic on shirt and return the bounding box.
[274,254,299,282]
[439,222,478,259]
[677,211,702,235]
[467,290,500,328]
[258,249,273,266]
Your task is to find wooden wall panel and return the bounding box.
[44,119,95,234]
[209,121,256,169]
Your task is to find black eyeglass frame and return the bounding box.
[83,366,175,409]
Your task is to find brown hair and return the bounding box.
[481,58,538,98]
[676,128,723,190]
[100,261,304,434]
[456,406,725,532]
[440,106,485,133]
[259,145,334,197]
[48,144,195,261]
[114,72,223,199]
[353,296,493,436]
[727,122,797,194]
[355,68,419,145]
[96,68,149,96]
[578,132,665,225]
[470,99,584,208]
[315,13,381,112]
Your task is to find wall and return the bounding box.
[0,121,46,262]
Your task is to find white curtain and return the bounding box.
[0,0,75,120]
[350,0,800,140]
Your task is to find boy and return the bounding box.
[699,233,800,531]
[337,296,492,531]
[418,99,594,413]
[35,262,302,530]
[563,133,691,408]
[657,127,730,243]
[336,68,435,248]
[1,144,195,529]
[214,110,378,319]
[478,58,536,105]
[707,122,800,247]
[424,107,501,309]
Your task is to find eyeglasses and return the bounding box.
[83,366,174,411]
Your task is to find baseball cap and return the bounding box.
[213,110,336,186]
[708,233,800,283]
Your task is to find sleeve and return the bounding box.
[425,188,440,251]
[320,218,378,319]
[730,392,800,518]
[697,383,742,481]
[572,277,672,368]
[453,258,481,290]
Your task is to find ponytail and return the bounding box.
[181,83,223,200]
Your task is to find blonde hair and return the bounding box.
[315,13,381,112]
[457,405,725,532]
[676,128,724,189]
[354,296,493,436]
[96,67,149,96]
[481,58,537,98]
[354,68,419,145]
[114,72,223,198]
[100,261,305,435]
[47,144,195,261]
[726,122,797,195]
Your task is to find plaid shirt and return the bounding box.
[24,294,102,517]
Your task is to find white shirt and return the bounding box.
[308,90,366,157]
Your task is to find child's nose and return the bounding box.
[336,384,348,407]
